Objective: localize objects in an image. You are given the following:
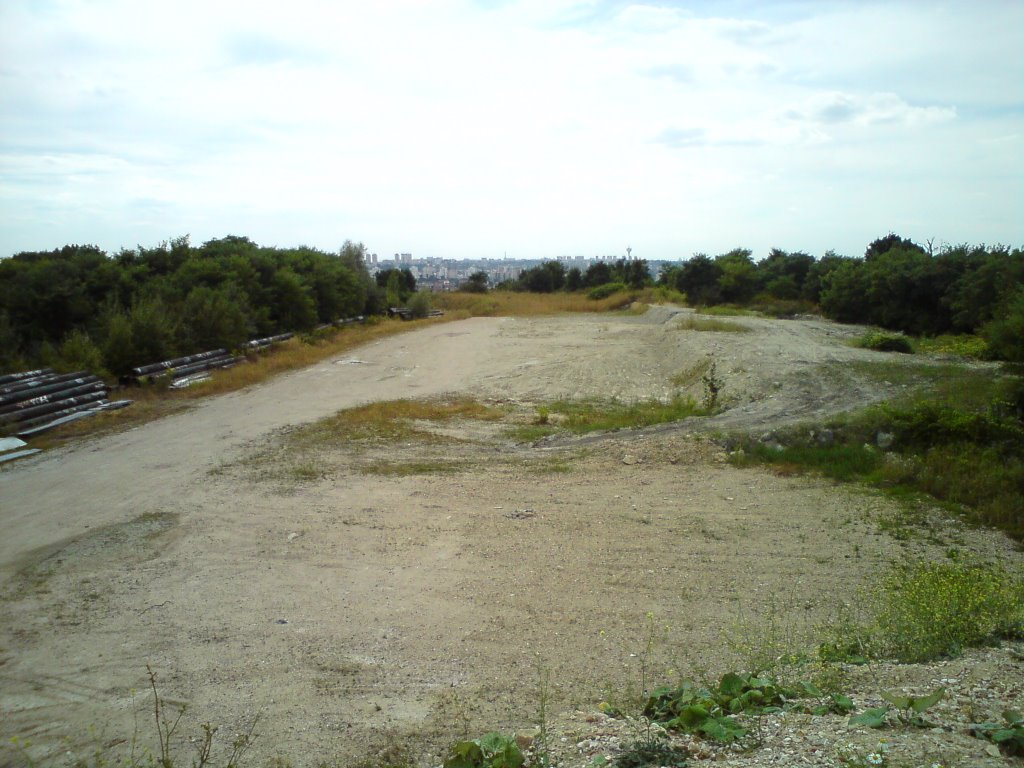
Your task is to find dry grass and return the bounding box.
[676,315,751,333]
[284,397,506,449]
[432,290,643,316]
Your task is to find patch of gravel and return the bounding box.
[519,644,1023,767]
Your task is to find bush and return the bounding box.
[588,282,628,300]
[853,330,914,354]
[55,329,107,376]
[407,290,432,319]
[983,287,1024,362]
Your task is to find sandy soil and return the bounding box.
[1,309,1020,767]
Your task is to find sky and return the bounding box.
[1,0,1022,262]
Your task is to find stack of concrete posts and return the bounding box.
[0,368,133,443]
[127,349,244,388]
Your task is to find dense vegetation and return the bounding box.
[2,232,1021,377]
[0,236,384,376]
[503,235,1023,362]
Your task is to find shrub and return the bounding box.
[407,290,432,319]
[588,282,628,300]
[853,330,914,354]
[983,287,1024,362]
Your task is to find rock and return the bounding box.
[622,454,639,465]
[876,431,895,449]
[287,532,300,542]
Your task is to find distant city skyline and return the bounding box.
[2,1,1022,260]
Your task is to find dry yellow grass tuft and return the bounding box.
[432,290,640,316]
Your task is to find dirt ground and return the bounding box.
[1,308,1021,767]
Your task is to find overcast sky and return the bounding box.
[1,0,1022,261]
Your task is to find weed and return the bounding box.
[287,398,504,449]
[644,672,809,744]
[676,316,750,333]
[914,333,990,359]
[361,460,468,476]
[732,442,883,482]
[820,558,1024,664]
[442,733,524,768]
[872,559,1023,662]
[970,709,1024,756]
[701,361,721,410]
[526,396,705,435]
[835,739,891,767]
[724,595,817,676]
[848,687,945,729]
[695,306,758,317]
[506,424,558,443]
[613,737,689,768]
[532,659,552,768]
[670,359,712,389]
[729,376,1024,540]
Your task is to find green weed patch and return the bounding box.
[730,377,1024,540]
[536,396,705,434]
[821,558,1024,664]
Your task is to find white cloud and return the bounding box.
[0,0,1021,259]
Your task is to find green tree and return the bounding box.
[583,261,612,288]
[179,285,253,351]
[462,271,489,293]
[983,287,1024,362]
[865,233,925,260]
[819,259,869,323]
[714,248,758,303]
[759,249,814,299]
[520,261,565,292]
[270,269,318,331]
[676,253,723,305]
[802,250,851,304]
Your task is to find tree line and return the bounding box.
[501,234,1023,362]
[0,236,415,376]
[2,233,1021,376]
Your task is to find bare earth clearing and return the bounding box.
[2,309,1021,767]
